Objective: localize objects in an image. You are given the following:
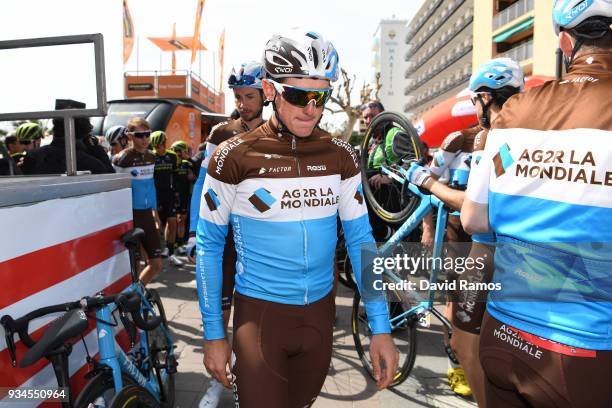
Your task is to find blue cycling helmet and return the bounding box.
[228,61,264,89]
[263,30,339,82]
[469,58,524,92]
[105,125,127,145]
[553,0,612,35]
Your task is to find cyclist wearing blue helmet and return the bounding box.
[407,57,524,404]
[463,1,612,406]
[198,30,397,407]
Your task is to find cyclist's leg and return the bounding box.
[133,210,163,285]
[451,242,494,406]
[232,292,334,408]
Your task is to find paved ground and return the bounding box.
[149,257,477,408]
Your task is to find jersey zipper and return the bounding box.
[292,135,309,304]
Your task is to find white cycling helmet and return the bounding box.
[469,58,524,92]
[553,0,612,34]
[262,30,339,82]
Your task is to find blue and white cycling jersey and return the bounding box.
[466,54,612,350]
[112,148,157,210]
[196,121,391,340]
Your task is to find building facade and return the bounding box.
[403,0,475,119]
[472,0,557,77]
[373,19,409,113]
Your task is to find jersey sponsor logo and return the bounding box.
[493,324,544,360]
[354,184,364,205]
[306,164,326,172]
[214,138,244,175]
[259,166,292,175]
[280,187,339,209]
[331,137,359,168]
[248,188,276,213]
[499,143,612,186]
[559,75,599,84]
[264,153,282,160]
[204,188,221,211]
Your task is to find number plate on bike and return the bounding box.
[418,313,431,328]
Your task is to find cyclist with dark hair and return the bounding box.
[407,57,524,404]
[462,2,612,406]
[198,31,397,407]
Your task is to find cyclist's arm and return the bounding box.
[196,144,237,340]
[337,143,391,335]
[422,178,465,211]
[462,131,491,234]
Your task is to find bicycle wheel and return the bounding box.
[361,111,424,225]
[351,274,417,387]
[143,289,176,408]
[75,372,136,408]
[109,385,159,408]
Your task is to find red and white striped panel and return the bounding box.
[0,188,135,406]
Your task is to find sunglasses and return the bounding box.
[19,140,32,146]
[269,79,332,108]
[228,73,258,87]
[129,131,151,139]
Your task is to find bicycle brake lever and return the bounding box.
[1,318,17,367]
[118,312,136,348]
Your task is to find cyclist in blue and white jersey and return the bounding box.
[462,1,612,406]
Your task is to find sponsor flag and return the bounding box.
[218,28,225,89]
[191,0,206,64]
[172,22,177,74]
[123,0,135,64]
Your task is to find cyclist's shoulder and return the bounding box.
[208,119,246,145]
[327,134,360,174]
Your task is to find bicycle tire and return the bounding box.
[143,288,176,408]
[109,385,159,408]
[351,274,417,387]
[74,372,136,408]
[361,111,424,225]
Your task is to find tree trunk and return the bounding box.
[339,113,358,142]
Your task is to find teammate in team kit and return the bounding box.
[407,57,524,405]
[462,1,612,406]
[193,61,266,408]
[197,31,397,407]
[169,140,194,252]
[112,117,162,286]
[150,131,183,266]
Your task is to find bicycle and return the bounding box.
[352,112,459,387]
[1,228,177,407]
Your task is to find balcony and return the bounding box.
[405,43,472,94]
[405,66,471,112]
[405,0,443,42]
[499,38,533,62]
[494,0,534,30]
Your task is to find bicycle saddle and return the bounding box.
[120,228,145,247]
[20,309,89,368]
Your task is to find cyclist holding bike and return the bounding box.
[407,58,524,405]
[462,1,612,406]
[197,31,397,407]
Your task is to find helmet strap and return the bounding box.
[477,94,493,129]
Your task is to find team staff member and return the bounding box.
[113,117,163,285]
[198,31,397,407]
[407,57,524,406]
[462,1,612,406]
[150,131,183,266]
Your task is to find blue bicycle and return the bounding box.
[352,112,459,386]
[1,229,177,407]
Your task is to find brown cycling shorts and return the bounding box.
[479,311,612,408]
[133,209,162,259]
[450,242,495,334]
[231,291,334,408]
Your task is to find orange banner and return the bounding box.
[191,0,206,64]
[158,75,188,98]
[218,28,225,89]
[125,76,155,97]
[123,0,135,64]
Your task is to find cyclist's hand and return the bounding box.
[369,333,399,390]
[186,236,197,264]
[203,339,232,388]
[406,162,431,187]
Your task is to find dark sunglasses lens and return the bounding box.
[20,140,32,145]
[133,131,151,139]
[282,87,330,107]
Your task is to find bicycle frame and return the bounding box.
[379,165,457,330]
[95,281,172,401]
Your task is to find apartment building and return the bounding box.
[473,0,557,76]
[403,0,475,119]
